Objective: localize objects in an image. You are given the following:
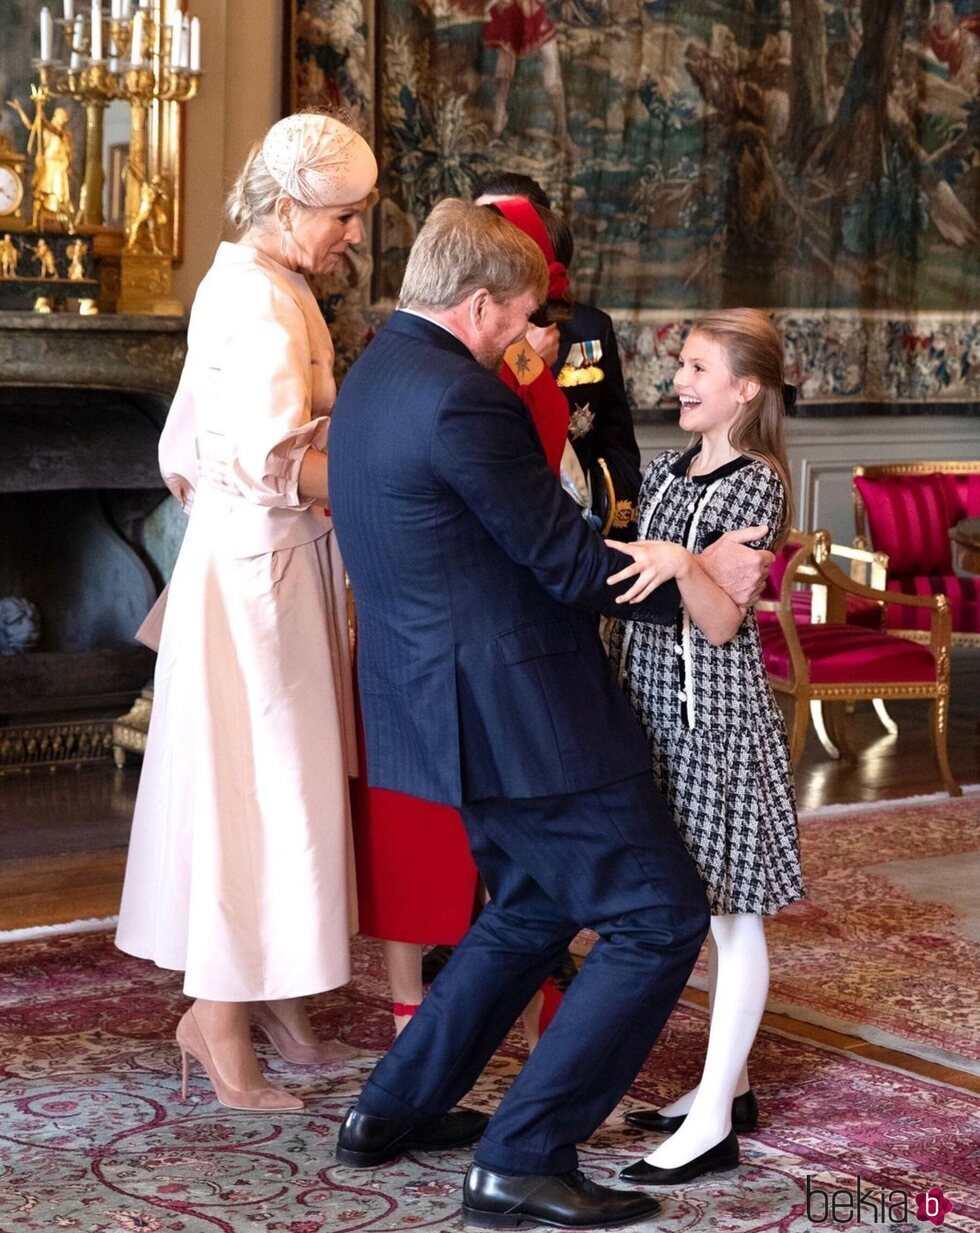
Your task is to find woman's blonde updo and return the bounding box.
[225,143,282,232]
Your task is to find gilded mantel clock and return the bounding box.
[0,135,27,227]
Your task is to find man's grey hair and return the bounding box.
[398,198,548,310]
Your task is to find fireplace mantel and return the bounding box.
[0,313,187,398]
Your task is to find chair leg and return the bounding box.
[809,701,840,759]
[930,698,961,797]
[872,698,898,736]
[822,702,856,762]
[788,697,809,765]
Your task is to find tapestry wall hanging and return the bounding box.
[285,0,980,411]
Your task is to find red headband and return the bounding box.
[493,197,570,302]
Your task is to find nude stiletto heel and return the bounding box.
[175,1008,304,1112]
[250,1002,357,1065]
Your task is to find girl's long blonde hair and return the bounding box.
[687,308,793,547]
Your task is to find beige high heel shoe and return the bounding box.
[176,1008,304,1112]
[250,1002,357,1066]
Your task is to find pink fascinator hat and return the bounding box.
[262,112,378,208]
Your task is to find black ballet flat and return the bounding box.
[619,1130,740,1185]
[625,1090,758,1135]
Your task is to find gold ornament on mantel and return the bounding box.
[17,1,203,314]
[66,236,89,279]
[28,236,59,278]
[0,233,18,278]
[0,134,28,226]
[125,170,170,255]
[6,91,75,232]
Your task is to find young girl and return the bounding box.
[606,308,803,1185]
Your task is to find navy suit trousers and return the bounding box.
[355,770,710,1175]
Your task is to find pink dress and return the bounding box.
[115,243,358,1002]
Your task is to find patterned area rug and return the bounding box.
[1,931,979,1233]
[754,792,980,1075]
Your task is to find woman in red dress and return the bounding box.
[351,197,572,1040]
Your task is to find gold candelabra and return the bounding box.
[34,4,201,234]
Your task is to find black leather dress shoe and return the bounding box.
[625,1090,758,1135]
[619,1130,739,1185]
[335,1106,489,1167]
[461,1164,661,1229]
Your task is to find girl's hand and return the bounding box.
[606,539,690,603]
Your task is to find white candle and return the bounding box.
[110,0,119,19]
[130,7,143,63]
[189,15,200,71]
[69,12,84,66]
[169,7,182,66]
[39,6,53,59]
[121,0,131,17]
[63,0,74,20]
[90,1,102,58]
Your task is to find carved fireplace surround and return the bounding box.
[0,313,185,768]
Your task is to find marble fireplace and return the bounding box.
[0,313,185,767]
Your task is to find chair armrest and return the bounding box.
[829,541,889,589]
[811,556,951,667]
[813,557,938,609]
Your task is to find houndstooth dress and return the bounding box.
[608,446,803,916]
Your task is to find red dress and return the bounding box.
[499,342,570,473]
[351,344,568,945]
[350,700,479,944]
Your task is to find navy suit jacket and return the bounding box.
[329,311,679,807]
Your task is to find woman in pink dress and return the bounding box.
[115,113,378,1112]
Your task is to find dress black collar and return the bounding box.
[670,444,754,485]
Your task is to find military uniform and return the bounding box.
[553,302,641,540]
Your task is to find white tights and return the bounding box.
[644,912,768,1167]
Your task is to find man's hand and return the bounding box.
[698,526,773,607]
[525,322,560,368]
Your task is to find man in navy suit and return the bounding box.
[329,200,771,1230]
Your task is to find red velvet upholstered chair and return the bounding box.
[853,462,980,647]
[757,530,959,796]
[757,537,895,754]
